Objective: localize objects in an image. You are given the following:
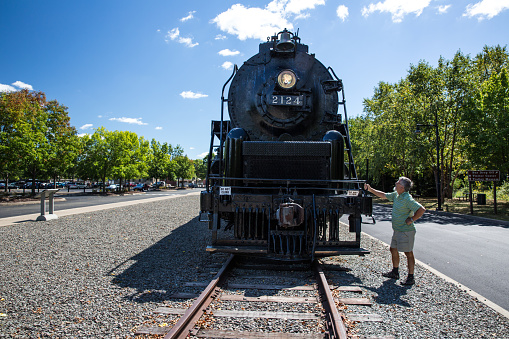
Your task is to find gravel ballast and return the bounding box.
[1,193,508,338]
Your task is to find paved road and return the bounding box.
[0,189,199,219]
[361,204,509,312]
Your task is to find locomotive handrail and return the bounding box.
[208,176,366,185]
[328,66,360,188]
[218,65,238,182]
[206,65,238,192]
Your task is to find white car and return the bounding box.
[106,184,118,191]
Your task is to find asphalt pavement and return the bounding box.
[360,204,509,314]
[0,189,200,224]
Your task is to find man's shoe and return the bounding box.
[402,276,415,285]
[382,270,399,280]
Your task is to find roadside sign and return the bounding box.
[467,170,500,215]
[468,170,500,181]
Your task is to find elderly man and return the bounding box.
[364,177,426,285]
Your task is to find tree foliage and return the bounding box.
[0,90,78,194]
[173,155,195,187]
[352,45,509,198]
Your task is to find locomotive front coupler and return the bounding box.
[275,197,305,228]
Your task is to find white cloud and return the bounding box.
[0,81,33,92]
[180,10,196,22]
[109,117,148,125]
[155,126,163,130]
[361,0,432,23]
[336,5,349,21]
[211,0,325,41]
[437,5,451,14]
[12,81,33,90]
[80,124,93,130]
[280,0,325,15]
[215,34,227,40]
[218,49,240,56]
[221,61,234,70]
[197,151,209,159]
[166,27,199,47]
[0,84,16,92]
[180,91,208,99]
[167,27,180,40]
[212,4,291,41]
[463,0,509,20]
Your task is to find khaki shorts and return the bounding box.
[390,230,416,252]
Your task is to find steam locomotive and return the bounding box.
[200,29,372,260]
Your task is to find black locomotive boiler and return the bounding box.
[200,29,372,260]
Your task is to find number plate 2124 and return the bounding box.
[271,95,304,106]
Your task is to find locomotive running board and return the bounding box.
[206,245,369,256]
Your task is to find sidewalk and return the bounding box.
[0,191,201,227]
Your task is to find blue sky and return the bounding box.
[1,0,508,160]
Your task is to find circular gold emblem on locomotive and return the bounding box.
[277,70,297,89]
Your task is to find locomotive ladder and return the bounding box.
[329,67,360,187]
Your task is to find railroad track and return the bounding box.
[135,255,392,338]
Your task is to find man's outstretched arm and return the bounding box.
[364,183,387,200]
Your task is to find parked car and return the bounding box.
[133,183,145,191]
[106,184,118,191]
[154,181,166,188]
[0,183,5,189]
[69,182,87,189]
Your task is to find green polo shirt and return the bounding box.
[385,191,423,232]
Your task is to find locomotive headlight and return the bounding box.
[277,70,297,90]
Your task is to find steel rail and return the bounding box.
[163,254,235,339]
[313,260,348,339]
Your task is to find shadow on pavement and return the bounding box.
[372,204,509,228]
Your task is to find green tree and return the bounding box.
[0,90,32,189]
[148,139,171,182]
[0,90,50,195]
[110,130,150,191]
[462,67,509,174]
[193,156,208,180]
[357,79,420,189]
[43,100,80,187]
[80,127,116,193]
[173,155,195,187]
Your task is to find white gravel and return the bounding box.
[1,194,508,338]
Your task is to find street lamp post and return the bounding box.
[416,111,442,211]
